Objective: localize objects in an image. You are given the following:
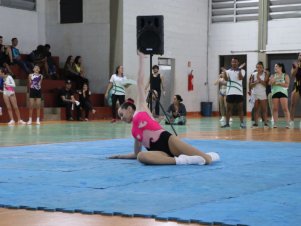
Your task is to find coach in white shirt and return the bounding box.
[221,57,246,128]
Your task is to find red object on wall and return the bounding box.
[188,70,194,91]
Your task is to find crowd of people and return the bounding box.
[0,34,300,127]
[0,35,95,124]
[216,54,301,129]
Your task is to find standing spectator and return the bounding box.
[0,67,26,125]
[11,37,31,74]
[249,62,269,127]
[269,63,291,128]
[0,36,14,76]
[27,65,43,125]
[44,44,58,79]
[290,52,301,126]
[264,68,273,122]
[221,58,246,128]
[78,83,96,121]
[165,94,187,125]
[105,65,127,123]
[72,56,89,89]
[214,70,228,122]
[58,80,81,121]
[144,65,165,117]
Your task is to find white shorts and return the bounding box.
[254,92,267,100]
[3,90,15,96]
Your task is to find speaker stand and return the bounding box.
[146,54,177,136]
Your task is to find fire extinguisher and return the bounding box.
[188,70,194,91]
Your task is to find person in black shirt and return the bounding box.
[78,83,96,121]
[144,65,165,117]
[59,80,80,120]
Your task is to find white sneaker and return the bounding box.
[230,117,233,122]
[27,120,32,125]
[8,120,15,125]
[206,152,220,162]
[18,120,26,125]
[219,116,225,122]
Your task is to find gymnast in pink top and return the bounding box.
[109,52,220,165]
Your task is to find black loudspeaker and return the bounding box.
[137,15,164,55]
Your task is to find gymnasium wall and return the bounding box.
[122,0,209,112]
[0,5,41,53]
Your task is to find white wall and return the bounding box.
[208,21,259,112]
[0,5,40,53]
[267,18,301,52]
[44,0,110,93]
[123,0,209,112]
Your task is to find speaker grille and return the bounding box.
[137,15,164,55]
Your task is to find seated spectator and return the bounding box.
[11,37,31,74]
[72,56,89,89]
[78,83,96,121]
[58,80,81,121]
[0,36,14,77]
[28,45,49,77]
[165,94,187,125]
[44,44,58,79]
[64,55,85,89]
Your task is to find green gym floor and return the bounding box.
[0,117,300,147]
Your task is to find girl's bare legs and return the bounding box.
[135,135,217,165]
[137,151,175,165]
[10,95,23,123]
[280,97,290,126]
[36,98,41,122]
[254,100,259,125]
[290,91,299,121]
[168,135,212,164]
[260,99,268,124]
[219,95,226,119]
[268,93,273,121]
[3,95,14,122]
[28,98,34,123]
[272,98,279,126]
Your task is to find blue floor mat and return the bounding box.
[0,139,300,225]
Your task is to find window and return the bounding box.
[269,0,301,20]
[211,0,259,23]
[0,0,36,11]
[60,0,83,24]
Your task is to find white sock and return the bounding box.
[36,117,40,122]
[28,117,32,122]
[206,152,220,162]
[175,154,206,165]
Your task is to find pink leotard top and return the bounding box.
[131,111,165,148]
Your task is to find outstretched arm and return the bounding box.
[136,51,152,115]
[108,139,142,159]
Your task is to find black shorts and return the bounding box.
[29,88,42,98]
[226,95,243,103]
[272,92,287,99]
[146,131,173,157]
